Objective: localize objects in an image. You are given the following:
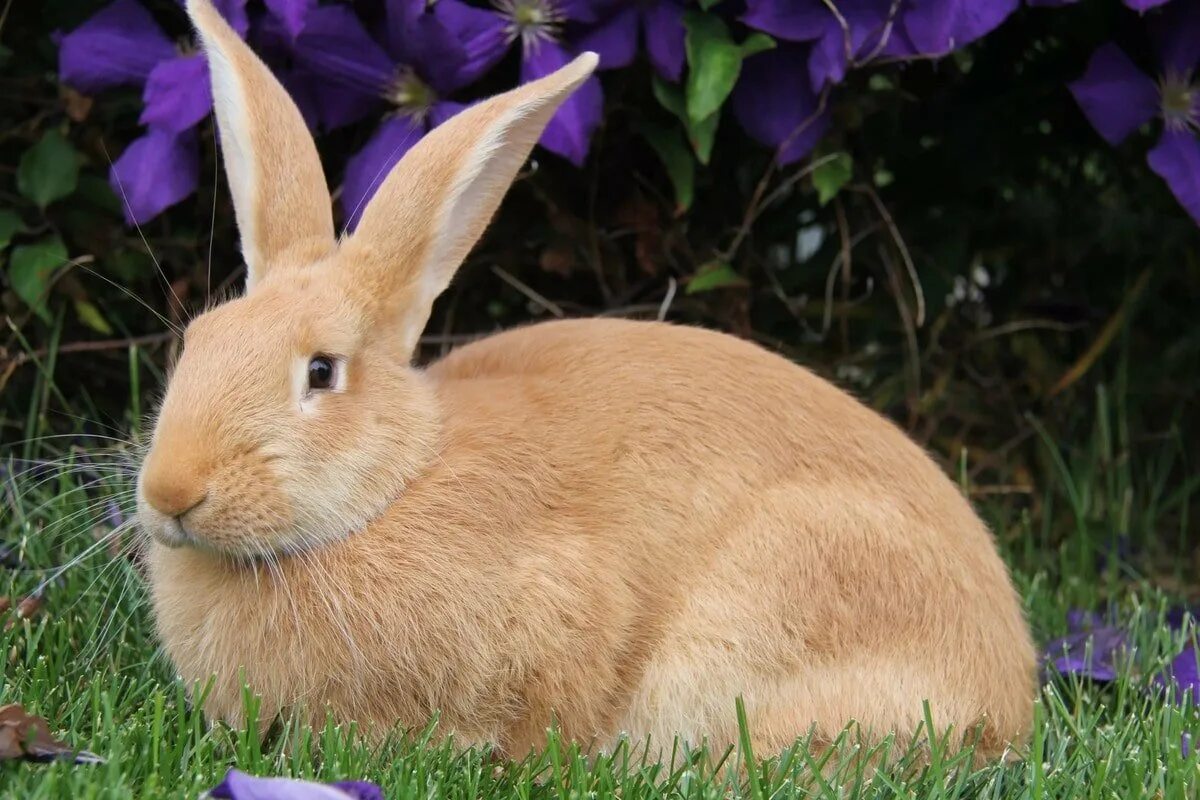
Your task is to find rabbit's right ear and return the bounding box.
[344,53,599,356]
[188,0,335,289]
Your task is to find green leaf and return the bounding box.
[684,12,748,126]
[740,33,775,57]
[7,236,68,321]
[74,298,114,335]
[686,261,748,294]
[17,130,80,210]
[697,0,722,8]
[0,210,25,250]
[637,121,695,214]
[653,77,721,165]
[812,152,853,206]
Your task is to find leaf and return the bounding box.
[686,261,748,294]
[0,210,25,250]
[653,77,720,165]
[0,703,104,764]
[684,12,747,125]
[637,121,695,214]
[740,33,775,58]
[74,299,113,335]
[698,0,722,8]
[17,130,80,210]
[812,152,853,206]
[8,236,68,321]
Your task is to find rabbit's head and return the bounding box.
[136,0,597,558]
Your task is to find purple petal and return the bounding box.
[429,100,468,128]
[293,5,395,96]
[212,0,250,37]
[109,129,199,225]
[641,0,686,81]
[1152,641,1199,704]
[522,40,603,166]
[556,0,618,25]
[57,0,176,93]
[264,0,315,40]
[576,6,640,71]
[1147,131,1200,226]
[139,54,212,134]
[732,45,830,165]
[1044,625,1128,683]
[1123,0,1172,11]
[1068,44,1158,146]
[210,770,383,800]
[902,0,1018,55]
[1147,0,1200,75]
[805,0,895,90]
[276,67,322,130]
[310,78,381,131]
[387,0,509,93]
[742,0,831,41]
[341,116,427,230]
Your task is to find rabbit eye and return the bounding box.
[307,355,336,390]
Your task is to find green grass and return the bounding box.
[2,391,1198,798]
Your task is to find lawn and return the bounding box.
[2,391,1198,799]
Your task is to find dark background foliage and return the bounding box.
[2,1,1198,568]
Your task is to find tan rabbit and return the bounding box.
[137,0,1035,762]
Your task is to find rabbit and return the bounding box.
[137,0,1036,763]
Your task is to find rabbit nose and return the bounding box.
[141,465,208,519]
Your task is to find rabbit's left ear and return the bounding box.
[343,53,599,355]
[188,0,336,289]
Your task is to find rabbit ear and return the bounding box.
[344,53,599,354]
[187,0,335,289]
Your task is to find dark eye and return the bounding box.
[307,355,335,391]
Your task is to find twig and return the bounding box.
[490,265,564,318]
[0,331,177,374]
[853,183,924,326]
[657,277,678,322]
[877,244,921,426]
[719,87,832,263]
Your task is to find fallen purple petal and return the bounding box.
[209,769,383,800]
[1152,640,1199,705]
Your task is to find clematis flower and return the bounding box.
[731,44,830,164]
[208,769,383,800]
[57,0,314,225]
[1043,609,1128,682]
[487,0,685,166]
[1068,2,1200,225]
[286,0,509,228]
[742,0,1018,92]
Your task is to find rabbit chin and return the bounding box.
[134,488,369,562]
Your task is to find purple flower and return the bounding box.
[731,44,830,164]
[1068,2,1200,225]
[286,0,507,227]
[57,0,314,225]
[488,0,642,166]
[208,769,383,800]
[742,0,1018,92]
[1044,609,1128,682]
[1153,640,1199,705]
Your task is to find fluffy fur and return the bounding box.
[138,0,1036,761]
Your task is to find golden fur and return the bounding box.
[138,0,1036,762]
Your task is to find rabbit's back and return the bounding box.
[425,318,1035,755]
